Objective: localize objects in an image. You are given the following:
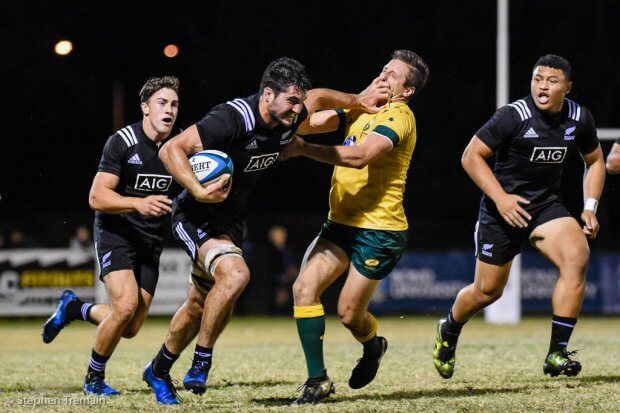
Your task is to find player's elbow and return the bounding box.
[347,150,373,169]
[461,148,477,172]
[88,190,102,211]
[606,156,620,174]
[88,193,100,211]
[350,158,368,169]
[345,157,369,169]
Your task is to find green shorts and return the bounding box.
[318,220,407,280]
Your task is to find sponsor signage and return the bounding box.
[0,250,97,316]
[370,251,617,315]
[1,250,618,316]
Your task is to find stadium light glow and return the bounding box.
[54,40,73,56]
[163,44,179,58]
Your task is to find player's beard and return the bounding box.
[271,109,297,127]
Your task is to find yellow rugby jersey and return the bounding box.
[328,102,416,230]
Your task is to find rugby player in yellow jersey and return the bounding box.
[279,50,429,404]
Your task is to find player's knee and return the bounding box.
[220,267,250,299]
[561,244,590,273]
[476,285,503,305]
[337,304,363,329]
[292,278,317,304]
[112,301,138,324]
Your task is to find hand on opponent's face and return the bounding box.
[356,76,391,113]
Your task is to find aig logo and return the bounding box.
[530,147,567,163]
[135,174,173,191]
[244,153,279,172]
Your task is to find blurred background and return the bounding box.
[0,1,618,316]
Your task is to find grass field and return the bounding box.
[1,316,619,412]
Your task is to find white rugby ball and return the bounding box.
[189,150,234,185]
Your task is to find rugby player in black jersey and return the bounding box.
[142,58,391,404]
[41,77,224,396]
[606,136,620,174]
[433,55,606,379]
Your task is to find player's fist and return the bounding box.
[581,209,599,239]
[135,195,172,217]
[192,174,232,203]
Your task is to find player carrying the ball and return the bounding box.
[142,57,391,404]
[278,50,429,404]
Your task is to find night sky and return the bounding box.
[1,0,619,251]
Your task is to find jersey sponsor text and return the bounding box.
[529,147,567,164]
[243,153,279,172]
[135,174,173,191]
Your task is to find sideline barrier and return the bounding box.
[0,249,190,316]
[1,249,618,316]
[370,252,620,315]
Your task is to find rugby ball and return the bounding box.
[189,150,234,185]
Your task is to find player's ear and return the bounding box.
[263,87,274,104]
[403,86,415,98]
[141,101,149,116]
[565,81,572,95]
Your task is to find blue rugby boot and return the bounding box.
[42,289,78,343]
[143,361,180,404]
[83,375,120,396]
[183,360,210,395]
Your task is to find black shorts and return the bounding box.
[475,202,572,265]
[93,224,163,295]
[170,202,244,265]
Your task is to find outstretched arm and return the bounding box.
[279,133,392,169]
[461,136,531,228]
[297,77,390,135]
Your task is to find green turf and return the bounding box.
[1,316,619,412]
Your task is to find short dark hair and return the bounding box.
[533,54,572,81]
[259,57,312,94]
[139,76,180,102]
[391,50,429,95]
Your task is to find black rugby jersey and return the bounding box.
[476,95,599,215]
[175,93,307,222]
[96,121,182,242]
